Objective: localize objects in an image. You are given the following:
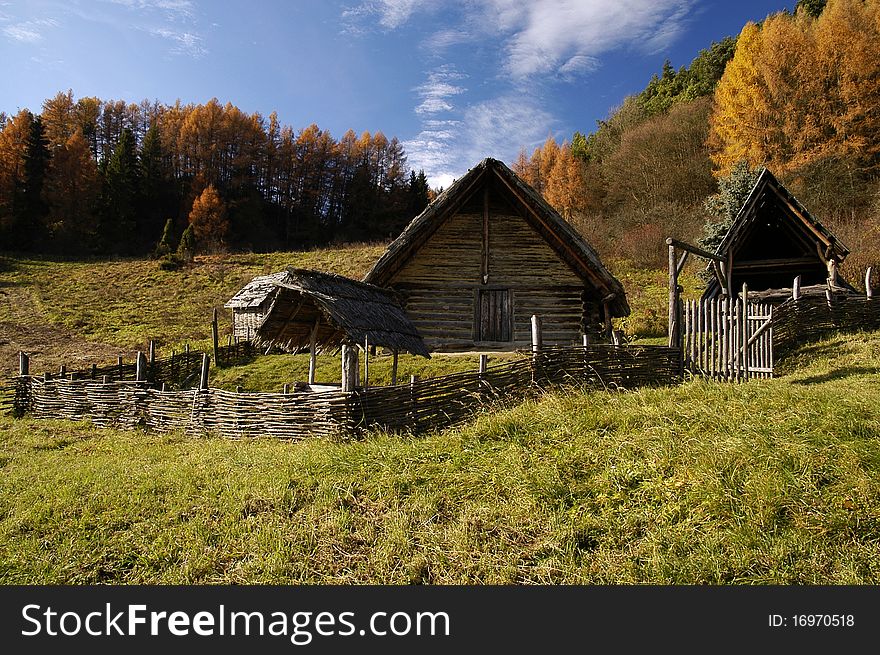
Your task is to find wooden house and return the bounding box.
[363,157,629,351]
[703,168,851,301]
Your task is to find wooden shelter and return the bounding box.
[363,157,629,351]
[702,168,850,300]
[226,268,429,387]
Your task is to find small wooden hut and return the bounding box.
[363,157,629,351]
[703,168,851,301]
[226,269,429,386]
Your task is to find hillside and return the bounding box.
[0,249,702,379]
[1,330,879,584]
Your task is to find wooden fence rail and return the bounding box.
[6,345,681,438]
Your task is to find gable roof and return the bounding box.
[714,167,849,262]
[703,168,849,298]
[363,157,630,317]
[231,268,430,357]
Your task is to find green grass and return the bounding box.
[0,245,386,350]
[210,351,525,391]
[2,330,880,584]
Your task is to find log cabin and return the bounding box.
[703,168,852,301]
[363,157,630,351]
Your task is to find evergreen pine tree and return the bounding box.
[13,113,50,251]
[698,160,762,255]
[154,217,176,257]
[99,127,139,254]
[177,224,195,261]
[138,124,168,250]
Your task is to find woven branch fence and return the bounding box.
[772,293,880,358]
[4,345,681,439]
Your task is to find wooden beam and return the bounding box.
[211,308,220,366]
[481,183,490,284]
[731,256,823,271]
[665,237,725,263]
[676,250,690,276]
[668,242,680,348]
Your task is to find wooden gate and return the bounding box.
[680,294,773,380]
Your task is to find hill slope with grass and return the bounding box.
[1,330,879,584]
[0,248,701,379]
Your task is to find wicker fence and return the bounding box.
[5,345,681,439]
[772,293,880,358]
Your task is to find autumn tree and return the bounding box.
[188,184,229,253]
[43,130,100,250]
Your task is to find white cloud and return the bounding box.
[413,66,466,115]
[103,0,196,21]
[2,18,58,43]
[346,0,693,80]
[148,26,206,57]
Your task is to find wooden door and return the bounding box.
[476,289,512,342]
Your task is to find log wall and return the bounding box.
[391,197,596,350]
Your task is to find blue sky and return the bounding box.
[1,0,795,187]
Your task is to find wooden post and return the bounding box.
[283,383,290,394]
[341,344,359,392]
[741,283,749,381]
[199,353,209,391]
[117,356,123,380]
[726,250,734,298]
[18,352,29,377]
[866,267,873,298]
[479,353,488,374]
[530,315,542,355]
[478,354,488,401]
[308,320,319,385]
[135,351,146,382]
[149,340,156,365]
[236,385,243,393]
[792,275,801,300]
[828,258,838,286]
[160,383,166,392]
[59,365,66,377]
[212,308,220,367]
[668,240,679,348]
[363,335,370,389]
[582,334,589,347]
[90,363,97,379]
[391,350,399,386]
[102,375,109,384]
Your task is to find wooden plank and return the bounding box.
[482,184,490,284]
[742,284,749,380]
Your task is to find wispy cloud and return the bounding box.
[147,26,206,57]
[2,18,58,43]
[102,0,196,22]
[351,0,695,185]
[413,66,466,115]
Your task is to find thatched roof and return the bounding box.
[704,168,850,299]
[363,157,630,317]
[224,272,288,309]
[231,268,430,357]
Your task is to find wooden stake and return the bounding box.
[135,352,146,382]
[742,283,749,381]
[90,363,97,379]
[308,320,319,385]
[530,315,542,355]
[117,356,123,380]
[792,275,801,300]
[341,344,359,392]
[18,352,29,377]
[668,242,679,348]
[582,334,589,347]
[479,354,488,374]
[283,383,290,394]
[149,340,156,365]
[212,308,220,367]
[391,350,399,386]
[363,335,370,389]
[866,267,873,298]
[199,353,209,391]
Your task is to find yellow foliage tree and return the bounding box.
[188,184,229,253]
[710,0,880,177]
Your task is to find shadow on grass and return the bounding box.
[790,365,880,385]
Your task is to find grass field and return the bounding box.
[2,330,880,584]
